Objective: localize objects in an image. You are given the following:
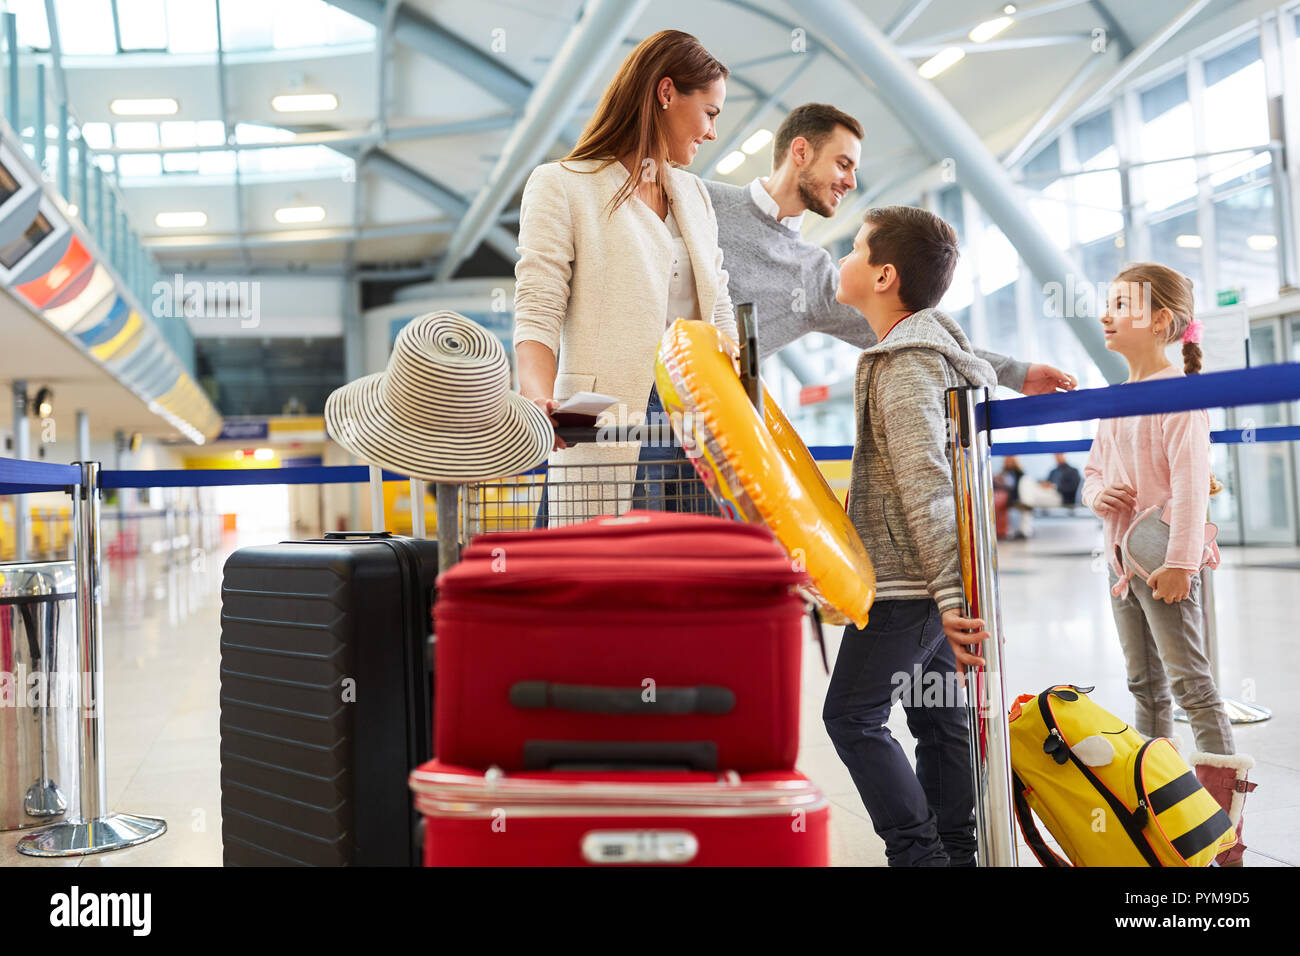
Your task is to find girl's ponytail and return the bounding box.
[1182,317,1203,375]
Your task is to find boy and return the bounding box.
[824,205,994,867]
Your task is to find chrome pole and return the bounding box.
[13,380,29,561]
[946,387,1018,867]
[17,461,167,856]
[369,464,385,531]
[410,478,426,538]
[436,483,459,573]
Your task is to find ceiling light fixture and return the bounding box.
[919,47,965,79]
[271,93,339,113]
[1246,234,1277,251]
[274,205,326,224]
[715,151,747,175]
[156,211,208,228]
[741,129,773,154]
[110,97,178,116]
[1175,234,1203,248]
[970,16,1014,43]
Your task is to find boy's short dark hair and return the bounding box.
[862,205,960,312]
[773,103,864,170]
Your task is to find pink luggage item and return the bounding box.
[434,511,810,772]
[410,760,830,866]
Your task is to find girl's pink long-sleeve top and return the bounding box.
[1082,365,1220,598]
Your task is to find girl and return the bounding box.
[1083,262,1256,866]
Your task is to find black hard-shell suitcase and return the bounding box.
[219,531,437,866]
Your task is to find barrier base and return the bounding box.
[22,779,68,818]
[15,812,167,857]
[1174,698,1272,726]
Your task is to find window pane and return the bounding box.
[324,4,374,44]
[80,121,113,150]
[117,0,168,50]
[235,123,293,145]
[948,305,971,337]
[164,0,217,53]
[939,254,974,313]
[1073,110,1113,164]
[1148,209,1205,309]
[937,185,963,238]
[217,0,273,51]
[162,151,199,172]
[196,121,228,147]
[1203,37,1269,188]
[1023,140,1060,179]
[55,0,117,54]
[984,281,1019,353]
[1081,235,1124,287]
[197,151,236,175]
[117,153,162,177]
[978,223,1019,295]
[10,0,51,49]
[272,0,329,49]
[1138,73,1196,212]
[113,121,159,148]
[159,121,198,148]
[1214,184,1278,305]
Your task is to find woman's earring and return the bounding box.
[662,101,668,110]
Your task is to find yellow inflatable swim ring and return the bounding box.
[655,318,875,627]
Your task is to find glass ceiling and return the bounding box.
[9,0,374,55]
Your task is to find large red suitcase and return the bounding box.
[410,760,830,866]
[434,511,809,772]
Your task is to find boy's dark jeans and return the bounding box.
[822,598,977,867]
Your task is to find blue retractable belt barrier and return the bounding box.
[981,363,1300,432]
[0,459,82,495]
[2,365,1299,492]
[99,465,409,489]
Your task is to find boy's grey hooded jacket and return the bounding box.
[849,308,997,615]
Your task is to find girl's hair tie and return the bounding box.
[1182,318,1203,345]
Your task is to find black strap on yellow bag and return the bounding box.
[1011,771,1069,868]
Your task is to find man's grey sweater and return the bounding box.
[850,309,997,614]
[705,179,1029,391]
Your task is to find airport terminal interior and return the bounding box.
[1,0,1299,868]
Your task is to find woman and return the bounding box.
[513,30,737,525]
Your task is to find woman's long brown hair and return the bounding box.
[563,30,728,214]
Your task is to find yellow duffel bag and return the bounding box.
[1009,684,1235,867]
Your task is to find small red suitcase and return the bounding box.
[410,760,830,866]
[434,511,809,772]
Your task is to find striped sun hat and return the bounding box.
[325,311,553,483]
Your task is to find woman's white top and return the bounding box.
[664,207,701,328]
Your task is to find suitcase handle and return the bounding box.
[510,681,734,715]
[523,740,718,772]
[323,531,394,539]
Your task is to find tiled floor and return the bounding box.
[3,517,1296,867]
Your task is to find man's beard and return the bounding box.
[797,170,836,218]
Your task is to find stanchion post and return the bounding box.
[410,478,426,538]
[12,380,29,561]
[436,483,459,573]
[946,387,1018,867]
[369,465,384,531]
[17,461,167,857]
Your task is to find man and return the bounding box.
[1047,453,1082,506]
[706,103,1076,395]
